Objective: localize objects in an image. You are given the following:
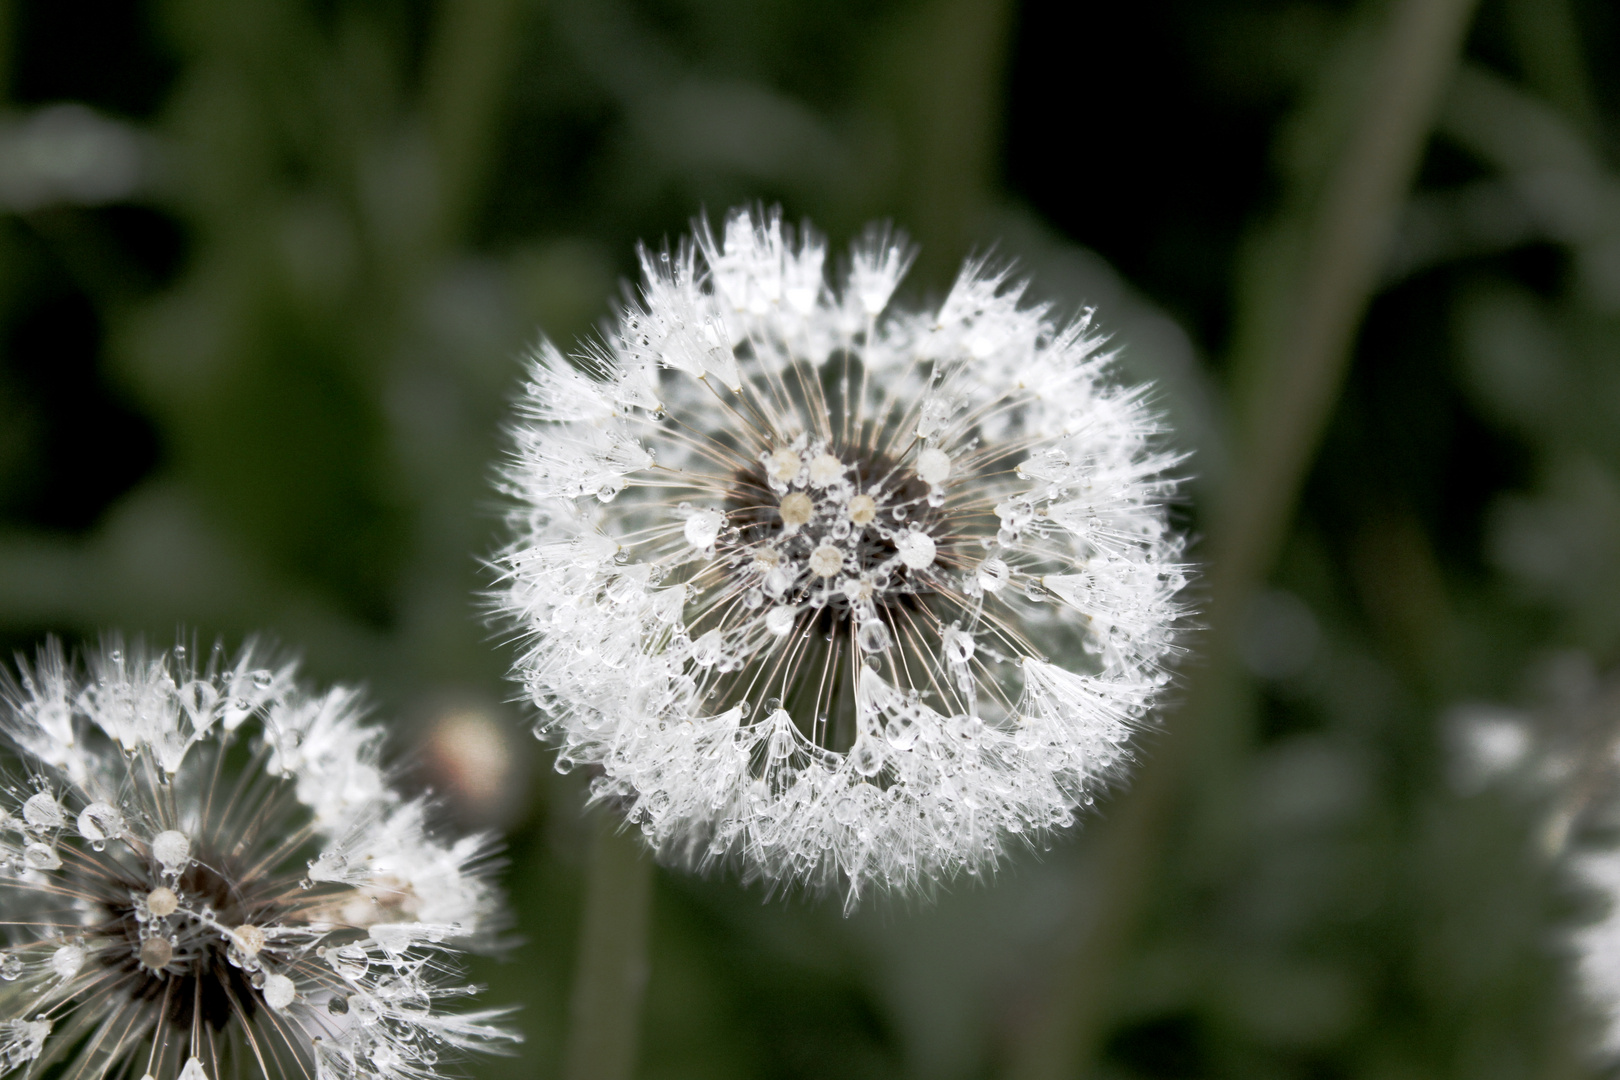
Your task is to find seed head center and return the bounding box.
[713,442,953,642]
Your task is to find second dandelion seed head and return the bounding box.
[0,638,517,1080]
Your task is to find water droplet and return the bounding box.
[684,509,723,549]
[977,558,1009,592]
[263,972,296,1010]
[896,532,936,570]
[833,794,860,825]
[51,944,84,980]
[945,629,976,665]
[23,792,63,830]
[152,831,191,872]
[886,715,919,751]
[857,620,892,653]
[77,802,122,843]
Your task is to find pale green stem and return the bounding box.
[901,0,1015,281]
[0,0,12,107]
[421,0,525,250]
[562,818,655,1080]
[867,0,1013,285]
[1003,0,1481,1076]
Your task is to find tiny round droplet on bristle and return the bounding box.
[151,831,190,872]
[977,557,1009,592]
[51,944,84,979]
[896,532,936,569]
[22,792,63,830]
[916,447,951,485]
[262,972,296,1010]
[683,509,723,548]
[808,454,843,486]
[146,887,178,918]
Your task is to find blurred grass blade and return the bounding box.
[1004,0,1480,1076]
[563,819,655,1080]
[879,0,1015,282]
[1503,0,1601,141]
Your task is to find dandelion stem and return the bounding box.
[562,818,654,1080]
[1004,0,1480,1076]
[421,0,525,249]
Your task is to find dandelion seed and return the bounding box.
[496,206,1188,906]
[0,637,518,1080]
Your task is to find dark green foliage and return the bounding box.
[2,0,1618,1076]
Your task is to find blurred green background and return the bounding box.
[3,0,1620,1077]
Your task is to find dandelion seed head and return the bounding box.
[0,637,517,1080]
[496,206,1189,907]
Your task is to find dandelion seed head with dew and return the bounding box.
[0,637,517,1080]
[496,207,1189,908]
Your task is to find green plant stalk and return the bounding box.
[892,0,1015,283]
[421,0,525,250]
[563,818,655,1080]
[1003,0,1481,1076]
[0,0,12,110]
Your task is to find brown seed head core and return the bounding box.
[139,936,173,971]
[779,491,813,527]
[234,924,265,956]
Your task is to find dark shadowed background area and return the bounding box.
[4,0,1620,1077]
